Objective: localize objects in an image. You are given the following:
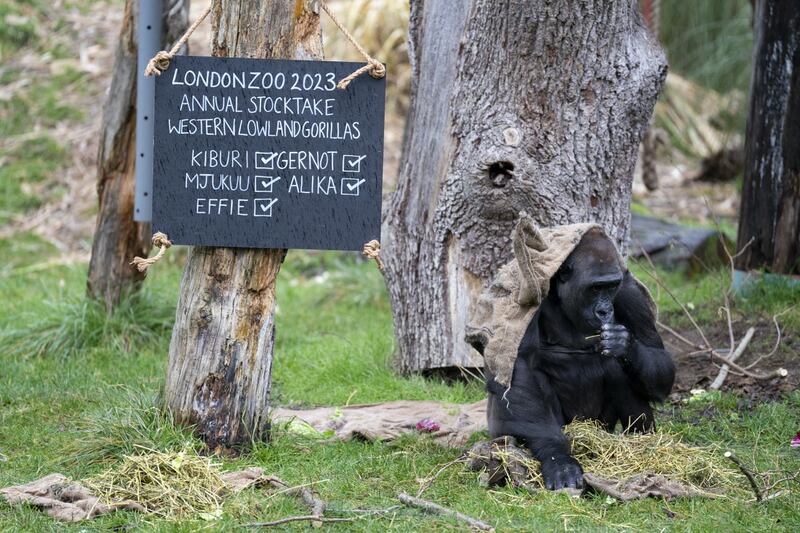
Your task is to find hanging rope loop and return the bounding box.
[362,240,384,272]
[131,232,172,273]
[143,6,212,76]
[318,0,386,89]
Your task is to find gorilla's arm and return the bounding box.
[486,325,584,490]
[613,271,675,402]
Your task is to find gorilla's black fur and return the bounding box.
[485,229,675,490]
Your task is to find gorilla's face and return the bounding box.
[554,230,623,335]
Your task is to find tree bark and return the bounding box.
[384,0,667,374]
[164,0,323,453]
[735,0,800,275]
[87,0,189,310]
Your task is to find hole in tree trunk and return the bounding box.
[488,161,514,188]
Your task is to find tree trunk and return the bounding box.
[735,1,799,275]
[87,0,189,310]
[384,0,667,374]
[164,0,323,453]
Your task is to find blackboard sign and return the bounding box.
[151,56,385,250]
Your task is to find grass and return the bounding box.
[660,1,753,99]
[0,0,93,225]
[0,241,798,531]
[630,259,800,333]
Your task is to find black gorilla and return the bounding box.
[486,228,675,490]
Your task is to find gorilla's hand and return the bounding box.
[599,323,630,358]
[540,455,584,490]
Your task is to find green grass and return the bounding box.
[660,1,753,97]
[630,259,800,333]
[0,0,92,223]
[0,2,39,58]
[0,243,798,531]
[0,136,67,224]
[0,69,86,137]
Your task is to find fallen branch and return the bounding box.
[710,327,755,390]
[724,451,762,502]
[243,515,353,528]
[398,492,495,531]
[262,475,326,524]
[761,469,800,498]
[657,321,704,351]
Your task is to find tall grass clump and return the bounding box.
[660,0,753,95]
[1,284,175,359]
[659,0,753,130]
[66,388,201,468]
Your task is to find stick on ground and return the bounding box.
[261,475,326,526]
[243,515,353,528]
[710,327,755,390]
[725,451,763,502]
[398,492,495,531]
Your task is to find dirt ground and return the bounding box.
[665,316,800,403]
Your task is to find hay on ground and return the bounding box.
[84,447,227,519]
[566,420,738,490]
[468,420,744,494]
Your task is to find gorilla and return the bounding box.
[485,228,675,490]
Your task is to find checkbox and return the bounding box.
[255,152,279,170]
[254,175,281,193]
[340,177,366,196]
[342,154,367,173]
[254,198,277,217]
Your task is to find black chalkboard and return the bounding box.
[151,56,385,251]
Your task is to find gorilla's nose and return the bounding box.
[595,307,613,323]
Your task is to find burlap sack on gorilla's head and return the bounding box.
[465,213,622,387]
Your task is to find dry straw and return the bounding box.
[85,447,227,520]
[469,420,744,494]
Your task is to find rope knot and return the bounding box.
[151,232,172,249]
[362,240,384,272]
[143,5,212,77]
[131,232,173,274]
[319,0,386,89]
[368,60,386,79]
[144,50,174,77]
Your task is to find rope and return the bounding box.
[131,232,172,273]
[144,6,212,76]
[362,240,384,272]
[144,2,385,89]
[318,1,386,89]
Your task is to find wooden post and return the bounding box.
[87,0,188,310]
[383,0,667,374]
[735,1,800,275]
[164,0,323,453]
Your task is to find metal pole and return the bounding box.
[134,0,163,222]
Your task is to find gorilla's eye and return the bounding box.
[590,280,621,294]
[557,263,573,281]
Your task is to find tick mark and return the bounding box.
[347,178,366,191]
